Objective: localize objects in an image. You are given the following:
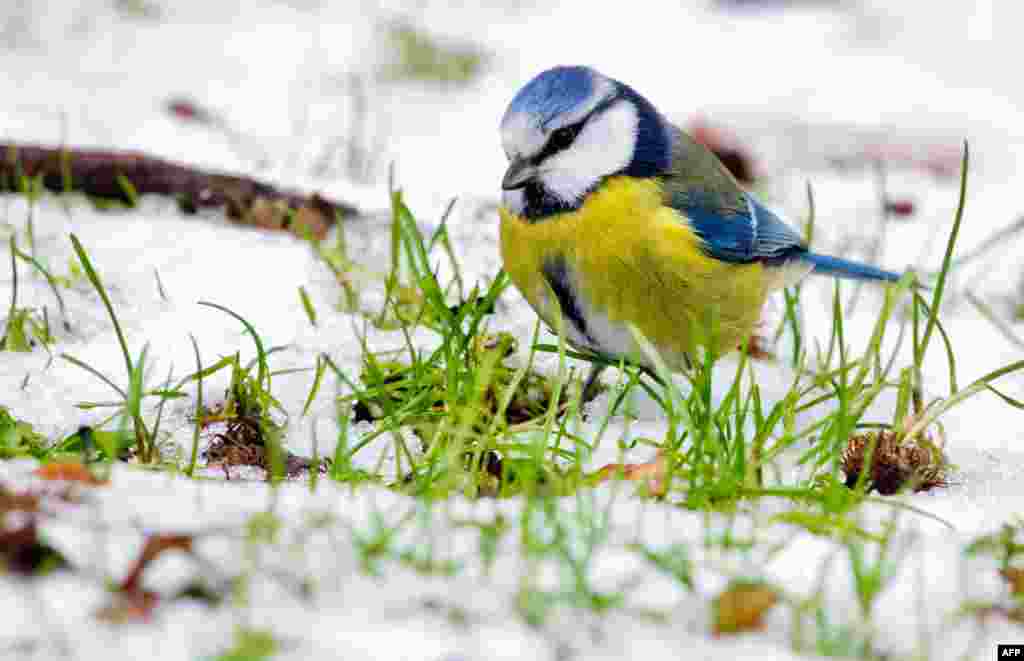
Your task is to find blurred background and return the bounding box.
[1,0,1022,315]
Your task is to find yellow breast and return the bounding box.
[499,176,769,369]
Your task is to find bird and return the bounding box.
[498,65,906,396]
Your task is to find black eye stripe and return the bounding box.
[533,121,584,163]
[552,124,581,147]
[532,93,621,164]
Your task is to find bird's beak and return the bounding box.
[501,158,535,190]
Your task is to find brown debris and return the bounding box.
[33,461,108,486]
[202,414,325,478]
[95,589,160,624]
[712,580,779,636]
[841,429,950,496]
[460,450,505,498]
[1001,567,1024,597]
[0,484,67,575]
[0,485,40,514]
[0,143,357,239]
[120,534,194,594]
[96,533,195,624]
[592,450,668,496]
[740,333,776,361]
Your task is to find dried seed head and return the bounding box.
[841,430,950,495]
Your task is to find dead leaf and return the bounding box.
[95,533,194,623]
[291,197,333,240]
[34,462,108,486]
[593,450,668,496]
[712,580,779,635]
[244,198,290,230]
[121,534,194,594]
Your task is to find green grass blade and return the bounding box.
[69,233,134,377]
[919,142,968,361]
[186,333,203,477]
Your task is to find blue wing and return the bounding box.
[673,192,903,282]
[659,125,901,284]
[662,125,902,282]
[672,191,807,265]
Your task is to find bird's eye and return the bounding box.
[549,123,581,150]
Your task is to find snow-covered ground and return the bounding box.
[1,1,1023,659]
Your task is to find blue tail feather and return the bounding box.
[802,252,902,282]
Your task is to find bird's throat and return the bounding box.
[518,180,585,222]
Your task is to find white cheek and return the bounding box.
[502,189,525,215]
[540,101,638,205]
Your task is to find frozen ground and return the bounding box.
[1,1,1023,660]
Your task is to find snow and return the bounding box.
[1,1,1024,660]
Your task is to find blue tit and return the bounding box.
[497,66,905,394]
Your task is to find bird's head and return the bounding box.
[499,66,672,220]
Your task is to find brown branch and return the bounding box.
[0,143,358,240]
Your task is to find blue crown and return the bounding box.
[504,66,597,129]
